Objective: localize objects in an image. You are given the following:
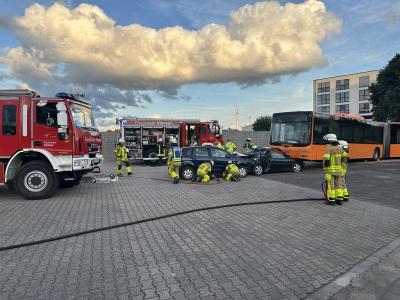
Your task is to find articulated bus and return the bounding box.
[270,111,400,161]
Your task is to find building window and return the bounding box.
[317,106,330,113]
[359,102,370,114]
[336,79,349,90]
[335,91,349,103]
[317,81,330,93]
[336,104,349,114]
[359,76,370,88]
[359,89,370,101]
[2,105,17,136]
[317,94,330,105]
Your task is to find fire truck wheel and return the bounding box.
[145,150,158,159]
[14,161,59,200]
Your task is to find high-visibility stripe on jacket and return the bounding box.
[226,164,239,173]
[168,146,181,166]
[198,162,212,174]
[341,151,348,175]
[323,145,344,174]
[226,142,236,153]
[114,145,128,161]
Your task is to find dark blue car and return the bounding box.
[180,146,253,180]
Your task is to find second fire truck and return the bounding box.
[117,117,224,160]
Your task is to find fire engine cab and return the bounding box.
[0,89,103,200]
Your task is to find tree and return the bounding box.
[252,115,272,131]
[370,53,400,121]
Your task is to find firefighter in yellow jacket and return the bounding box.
[323,134,346,205]
[114,139,132,176]
[195,161,213,183]
[167,137,181,184]
[223,162,240,182]
[338,140,350,202]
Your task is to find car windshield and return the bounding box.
[70,103,96,130]
[270,113,311,146]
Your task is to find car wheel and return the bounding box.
[181,165,195,181]
[14,161,59,200]
[238,166,248,178]
[373,148,380,161]
[293,162,302,173]
[253,164,263,176]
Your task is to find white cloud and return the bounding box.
[0,0,341,128]
[1,0,340,91]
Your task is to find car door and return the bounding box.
[192,147,212,170]
[270,150,289,172]
[210,147,231,175]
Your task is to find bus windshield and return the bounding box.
[70,103,97,130]
[271,112,312,146]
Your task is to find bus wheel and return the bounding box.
[373,148,380,161]
[14,161,59,200]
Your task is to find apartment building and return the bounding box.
[313,70,380,119]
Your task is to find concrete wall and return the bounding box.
[101,130,270,161]
[101,131,119,161]
[223,130,270,152]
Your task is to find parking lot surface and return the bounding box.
[0,161,400,299]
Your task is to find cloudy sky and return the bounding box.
[0,0,399,130]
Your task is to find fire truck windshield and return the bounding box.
[70,103,96,130]
[209,123,221,135]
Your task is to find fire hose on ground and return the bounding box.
[0,197,324,252]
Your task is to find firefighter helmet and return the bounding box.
[338,140,349,152]
[323,133,337,143]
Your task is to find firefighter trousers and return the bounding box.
[117,160,132,176]
[167,161,180,183]
[223,171,240,182]
[325,173,343,202]
[341,174,349,201]
[196,169,210,183]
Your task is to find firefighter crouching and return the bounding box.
[195,161,213,183]
[323,134,346,205]
[216,140,224,149]
[223,162,240,182]
[338,140,350,201]
[114,139,132,176]
[167,137,181,184]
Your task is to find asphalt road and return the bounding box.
[263,159,400,209]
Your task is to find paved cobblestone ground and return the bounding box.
[0,164,321,247]
[0,162,400,299]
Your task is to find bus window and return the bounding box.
[271,112,311,146]
[363,124,373,144]
[339,120,353,143]
[390,124,400,144]
[353,123,363,143]
[373,126,383,144]
[313,117,330,144]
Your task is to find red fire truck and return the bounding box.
[0,89,103,200]
[117,117,223,160]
